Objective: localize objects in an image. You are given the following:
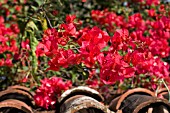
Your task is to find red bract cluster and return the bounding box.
[36,12,169,85]
[91,9,124,33]
[99,52,135,84]
[133,0,160,6]
[78,26,110,67]
[35,1,170,108]
[36,15,78,57]
[92,9,170,57]
[36,20,80,70]
[0,16,19,66]
[34,77,72,109]
[48,49,80,71]
[0,0,27,17]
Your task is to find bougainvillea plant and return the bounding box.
[34,77,72,109]
[0,0,169,110]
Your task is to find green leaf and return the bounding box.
[26,21,38,31]
[23,66,28,71]
[101,46,109,52]
[35,1,44,6]
[41,19,48,31]
[25,21,39,76]
[31,6,38,11]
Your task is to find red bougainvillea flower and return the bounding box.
[99,52,135,84]
[52,10,58,16]
[128,13,146,31]
[125,50,169,78]
[35,28,59,57]
[91,9,125,32]
[36,15,77,57]
[60,23,76,36]
[34,77,72,109]
[19,76,28,83]
[111,29,130,51]
[147,9,156,17]
[133,0,160,6]
[47,49,80,71]
[82,0,86,2]
[85,69,102,88]
[146,0,160,6]
[86,78,99,88]
[65,14,76,24]
[78,26,110,67]
[21,39,30,50]
[0,16,19,67]
[35,42,49,57]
